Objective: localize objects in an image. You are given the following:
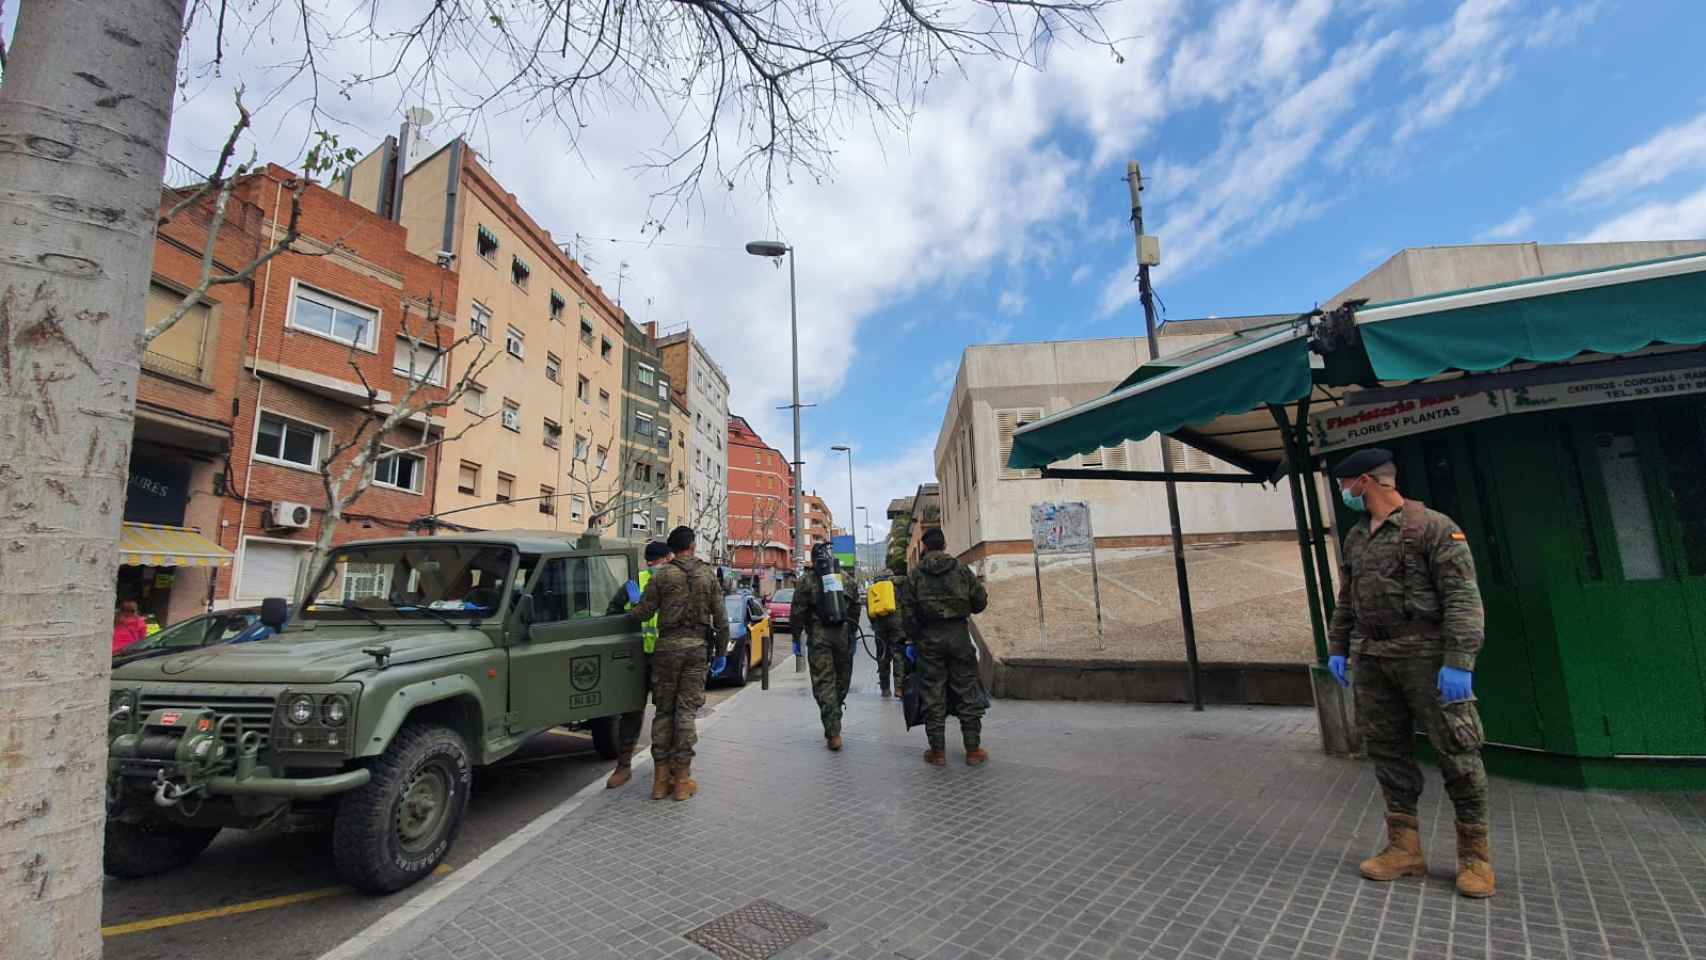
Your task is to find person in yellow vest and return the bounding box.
[602,540,672,789]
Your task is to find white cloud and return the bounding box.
[1574,185,1706,243]
[1569,111,1706,205]
[996,289,1026,315]
[1529,2,1601,48]
[1393,0,1521,143]
[1070,263,1093,285]
[1478,209,1535,241]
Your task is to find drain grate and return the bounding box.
[684,899,827,959]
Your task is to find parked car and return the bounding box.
[112,605,289,664]
[105,533,649,894]
[767,589,794,633]
[710,593,769,686]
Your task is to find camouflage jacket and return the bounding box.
[793,567,861,637]
[629,556,732,653]
[902,551,987,642]
[1327,499,1485,671]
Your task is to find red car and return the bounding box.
[767,589,795,633]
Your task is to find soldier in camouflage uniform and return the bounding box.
[1326,448,1494,899]
[794,542,861,750]
[628,526,731,801]
[868,565,907,698]
[903,528,989,767]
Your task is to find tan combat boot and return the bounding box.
[605,749,635,789]
[650,762,674,801]
[827,735,843,752]
[965,748,989,767]
[922,748,947,766]
[1455,822,1496,898]
[671,761,698,801]
[1359,813,1428,881]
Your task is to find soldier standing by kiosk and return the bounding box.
[627,527,730,801]
[794,542,860,750]
[1326,447,1494,899]
[904,528,989,767]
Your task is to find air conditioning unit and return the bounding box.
[268,501,312,529]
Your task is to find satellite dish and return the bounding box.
[405,107,435,127]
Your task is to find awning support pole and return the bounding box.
[1129,160,1202,711]
[1269,403,1330,664]
[1296,413,1337,624]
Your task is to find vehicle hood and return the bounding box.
[110,627,495,685]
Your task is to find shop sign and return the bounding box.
[1310,391,1505,453]
[125,449,193,526]
[1311,361,1706,454]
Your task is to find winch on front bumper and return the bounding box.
[107,699,369,815]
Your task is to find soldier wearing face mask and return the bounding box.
[1327,447,1493,900]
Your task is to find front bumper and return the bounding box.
[207,769,370,798]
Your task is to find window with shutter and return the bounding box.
[1104,442,1130,471]
[996,408,1044,480]
[1166,438,1216,473]
[238,540,307,600]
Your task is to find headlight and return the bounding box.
[286,694,315,725]
[321,695,349,726]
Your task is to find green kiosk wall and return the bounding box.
[1329,393,1706,789]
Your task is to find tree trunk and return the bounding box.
[0,2,187,957]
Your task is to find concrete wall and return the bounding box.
[934,335,1298,558]
[1328,240,1706,307]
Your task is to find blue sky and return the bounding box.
[9,0,1705,539]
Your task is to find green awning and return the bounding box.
[1355,253,1706,380]
[1007,324,1314,470]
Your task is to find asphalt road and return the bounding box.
[99,673,764,960]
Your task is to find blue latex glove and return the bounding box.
[904,643,916,665]
[1437,666,1474,703]
[1328,655,1349,688]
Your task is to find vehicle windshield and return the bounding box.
[304,543,518,623]
[118,611,260,657]
[771,590,794,605]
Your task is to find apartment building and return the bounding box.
[933,321,1296,563]
[335,135,627,534]
[666,386,692,542]
[658,327,731,560]
[803,491,835,556]
[726,415,794,593]
[616,318,674,540]
[123,164,460,620]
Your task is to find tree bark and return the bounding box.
[0,1,188,957]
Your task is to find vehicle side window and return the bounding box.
[533,559,571,623]
[589,555,627,614]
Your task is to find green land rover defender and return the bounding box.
[105,533,647,892]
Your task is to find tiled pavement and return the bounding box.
[365,649,1706,960]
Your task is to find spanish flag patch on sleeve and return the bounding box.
[1450,531,1467,541]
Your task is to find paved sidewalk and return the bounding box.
[355,650,1706,960]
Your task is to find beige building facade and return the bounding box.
[338,137,629,533]
[934,320,1299,563]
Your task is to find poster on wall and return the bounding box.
[1030,501,1094,555]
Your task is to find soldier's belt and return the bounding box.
[1359,620,1439,641]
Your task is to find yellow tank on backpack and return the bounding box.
[867,580,897,618]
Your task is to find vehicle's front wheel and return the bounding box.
[586,715,620,760]
[731,642,748,686]
[332,722,471,894]
[104,816,221,878]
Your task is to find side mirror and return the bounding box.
[514,594,535,627]
[260,597,288,630]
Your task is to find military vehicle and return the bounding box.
[105,533,648,893]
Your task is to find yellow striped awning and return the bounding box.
[118,523,233,568]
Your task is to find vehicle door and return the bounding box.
[506,553,647,732]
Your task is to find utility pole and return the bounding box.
[1128,159,1203,712]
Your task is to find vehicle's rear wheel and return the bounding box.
[587,715,620,760]
[332,722,471,894]
[103,816,221,879]
[731,642,748,686]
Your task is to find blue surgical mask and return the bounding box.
[1341,484,1366,513]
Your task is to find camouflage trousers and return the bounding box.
[650,641,708,764]
[616,657,652,754]
[872,618,905,692]
[1354,653,1489,826]
[807,623,855,738]
[920,624,984,752]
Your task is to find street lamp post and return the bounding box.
[856,505,870,575]
[747,239,807,673]
[831,445,856,575]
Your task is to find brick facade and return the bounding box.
[726,415,793,591]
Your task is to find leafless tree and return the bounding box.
[299,299,502,598]
[732,491,791,576]
[567,421,683,536]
